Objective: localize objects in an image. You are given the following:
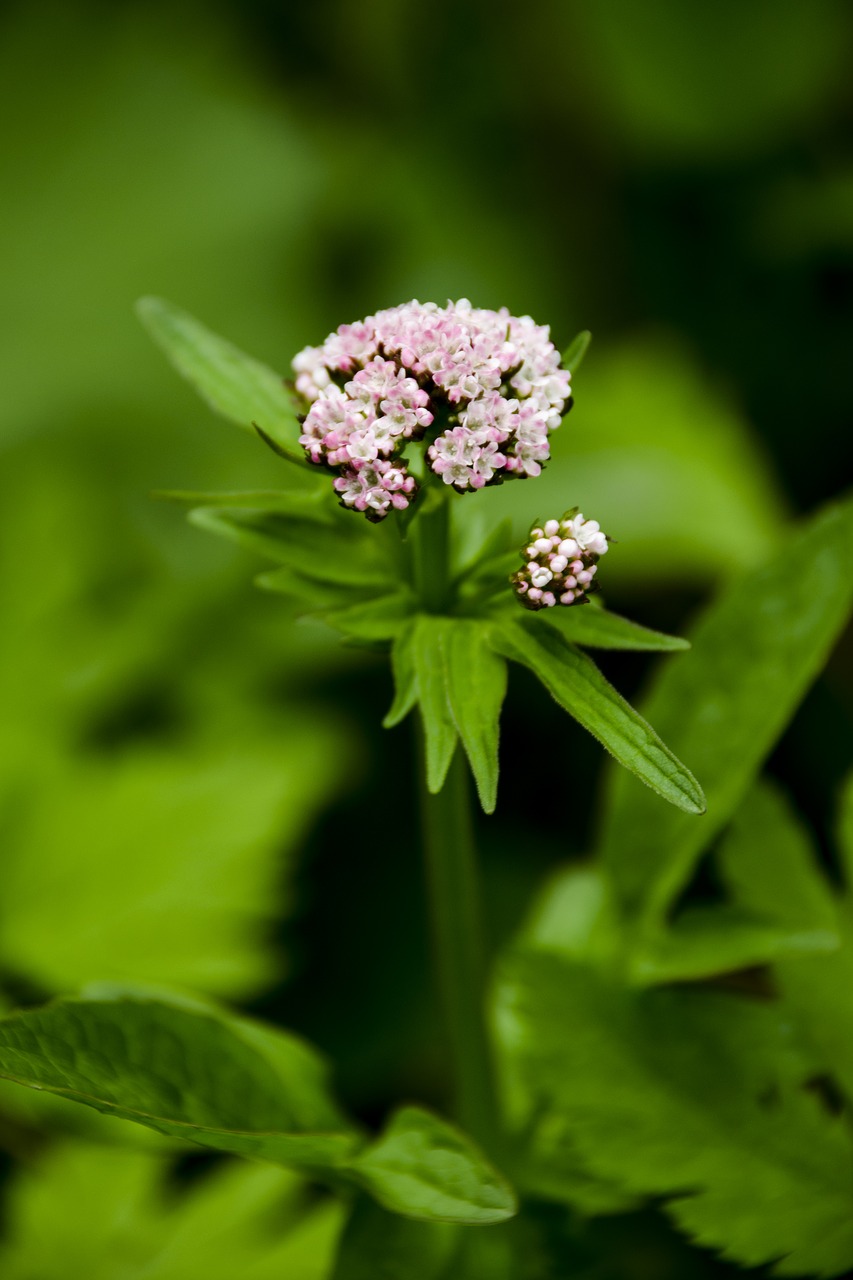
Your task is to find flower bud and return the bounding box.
[511,509,609,610]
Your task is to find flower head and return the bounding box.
[511,509,609,609]
[291,300,573,519]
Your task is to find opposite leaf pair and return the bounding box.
[386,611,703,817]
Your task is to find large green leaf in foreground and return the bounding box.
[599,494,853,931]
[0,996,515,1225]
[494,950,853,1276]
[136,297,306,462]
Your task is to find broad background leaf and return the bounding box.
[0,1141,343,1280]
[0,728,344,998]
[599,494,853,931]
[720,778,853,1101]
[493,949,853,1276]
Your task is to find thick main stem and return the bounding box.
[419,718,500,1153]
[411,489,451,613]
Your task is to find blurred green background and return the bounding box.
[0,1,851,1274]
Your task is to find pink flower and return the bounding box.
[292,300,574,518]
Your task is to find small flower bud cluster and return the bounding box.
[512,511,609,609]
[291,300,572,519]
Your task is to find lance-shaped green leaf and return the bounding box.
[154,488,317,509]
[383,622,419,729]
[188,506,394,589]
[0,995,357,1168]
[346,1107,516,1225]
[136,296,306,462]
[440,620,507,814]
[561,329,592,373]
[490,617,704,815]
[538,605,689,652]
[493,949,853,1276]
[411,616,458,794]
[323,594,415,643]
[599,494,853,932]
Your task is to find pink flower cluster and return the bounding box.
[512,511,608,609]
[291,300,572,519]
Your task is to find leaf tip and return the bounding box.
[683,786,707,816]
[563,329,592,373]
[134,294,166,327]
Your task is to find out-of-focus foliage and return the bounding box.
[0,1144,344,1280]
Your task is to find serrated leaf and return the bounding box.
[599,494,853,932]
[136,297,306,462]
[440,620,507,813]
[346,1106,516,1225]
[383,623,419,728]
[490,617,704,814]
[411,616,458,793]
[720,781,853,1102]
[493,949,853,1276]
[0,996,357,1168]
[540,605,689,651]
[332,1198,459,1280]
[561,330,591,373]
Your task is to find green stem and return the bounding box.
[419,739,500,1152]
[411,489,451,613]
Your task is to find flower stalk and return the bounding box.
[410,489,451,614]
[419,740,499,1155]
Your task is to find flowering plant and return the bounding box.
[0,297,851,1278]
